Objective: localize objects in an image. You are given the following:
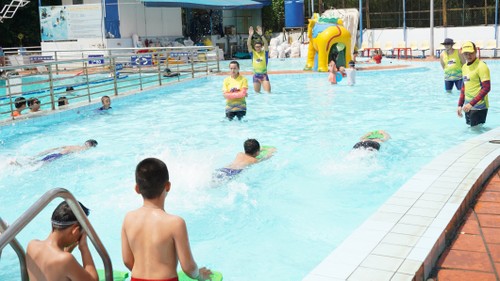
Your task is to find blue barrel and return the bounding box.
[284,0,304,28]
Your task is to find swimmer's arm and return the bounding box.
[439,53,445,69]
[380,131,391,141]
[257,26,268,51]
[174,217,199,279]
[121,221,134,271]
[65,234,98,281]
[257,147,276,161]
[247,26,254,53]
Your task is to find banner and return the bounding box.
[39,4,103,41]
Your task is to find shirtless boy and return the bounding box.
[26,201,98,281]
[121,158,212,281]
[215,139,276,179]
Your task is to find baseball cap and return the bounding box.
[461,41,476,53]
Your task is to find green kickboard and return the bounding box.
[97,269,129,281]
[178,270,223,281]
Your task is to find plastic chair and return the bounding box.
[359,41,369,57]
[419,40,430,57]
[382,41,394,57]
[409,41,421,58]
[485,40,498,50]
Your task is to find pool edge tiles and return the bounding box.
[302,127,500,281]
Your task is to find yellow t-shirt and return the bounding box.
[251,50,268,74]
[462,59,490,109]
[442,49,462,81]
[222,75,248,113]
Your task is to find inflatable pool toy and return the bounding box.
[304,13,353,72]
[178,270,223,281]
[336,72,343,82]
[97,269,129,281]
[256,145,276,160]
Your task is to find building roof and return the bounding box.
[141,0,270,9]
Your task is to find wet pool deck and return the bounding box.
[303,127,500,281]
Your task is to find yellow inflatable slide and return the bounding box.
[304,13,352,72]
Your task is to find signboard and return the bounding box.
[169,51,197,58]
[30,56,54,62]
[39,4,102,41]
[131,55,152,66]
[88,54,104,64]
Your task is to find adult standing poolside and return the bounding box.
[247,26,271,93]
[439,38,465,93]
[457,41,491,127]
[222,61,248,121]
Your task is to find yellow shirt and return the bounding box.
[251,50,268,74]
[222,75,248,113]
[462,59,490,109]
[442,49,462,81]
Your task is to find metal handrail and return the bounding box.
[0,188,113,281]
[0,218,28,280]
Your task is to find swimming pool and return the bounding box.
[0,59,499,281]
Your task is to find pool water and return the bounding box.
[0,60,499,281]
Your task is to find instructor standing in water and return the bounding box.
[247,26,271,93]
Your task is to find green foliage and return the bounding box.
[262,0,284,33]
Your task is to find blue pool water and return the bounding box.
[0,59,499,281]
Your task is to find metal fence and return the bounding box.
[0,46,221,122]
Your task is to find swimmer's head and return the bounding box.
[253,41,263,50]
[14,97,27,109]
[85,139,98,147]
[229,60,240,69]
[348,60,355,67]
[353,141,380,151]
[229,61,240,77]
[135,158,170,199]
[51,201,90,230]
[244,139,260,156]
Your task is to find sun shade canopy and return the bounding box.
[141,0,270,9]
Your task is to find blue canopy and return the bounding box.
[141,0,270,9]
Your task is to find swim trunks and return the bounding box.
[214,167,243,179]
[253,73,269,84]
[353,140,381,151]
[40,153,64,162]
[131,277,178,281]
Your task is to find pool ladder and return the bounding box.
[0,188,114,281]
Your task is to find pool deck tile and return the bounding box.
[431,170,500,280]
[302,127,500,281]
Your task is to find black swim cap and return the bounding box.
[85,139,98,147]
[353,140,380,151]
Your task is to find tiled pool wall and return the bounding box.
[303,128,500,281]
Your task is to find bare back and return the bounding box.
[226,152,258,170]
[26,240,77,281]
[121,207,197,279]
